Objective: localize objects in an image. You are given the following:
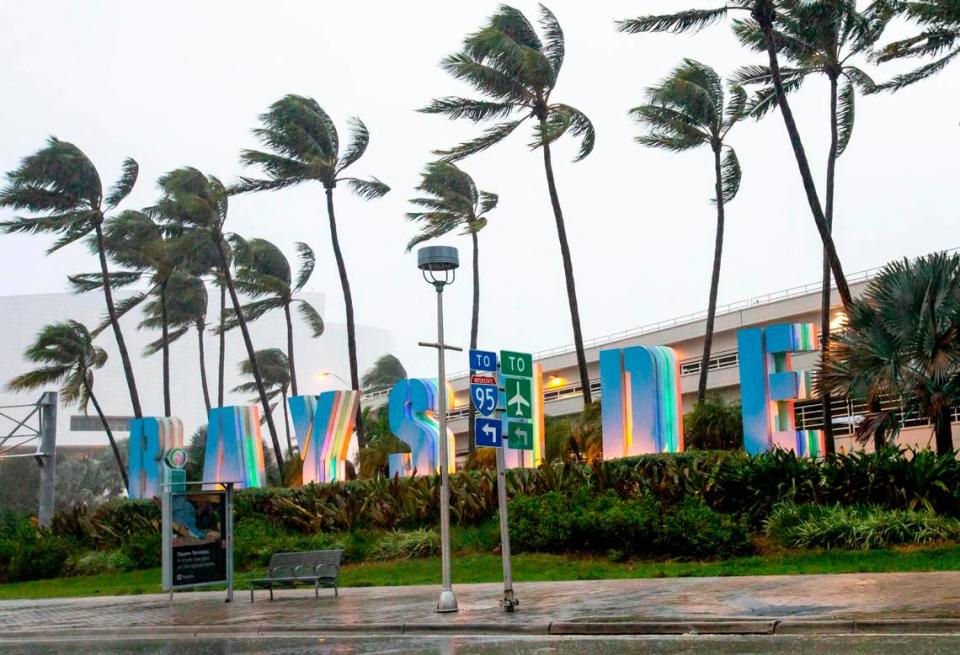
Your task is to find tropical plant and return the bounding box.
[0,138,143,416]
[233,348,294,456]
[235,95,390,448]
[223,238,323,397]
[820,252,960,455]
[151,167,284,470]
[421,4,597,403]
[618,0,854,310]
[356,405,410,478]
[141,273,213,412]
[361,354,408,393]
[406,161,497,453]
[730,0,887,452]
[873,0,960,92]
[7,321,128,488]
[632,59,746,404]
[684,396,745,450]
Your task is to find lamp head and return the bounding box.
[418,245,459,287]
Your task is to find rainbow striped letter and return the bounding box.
[203,406,267,489]
[387,379,455,477]
[128,417,183,499]
[288,391,360,484]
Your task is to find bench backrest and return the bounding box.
[267,549,343,579]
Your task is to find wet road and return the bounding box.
[2,635,960,654]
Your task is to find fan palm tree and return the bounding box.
[421,4,597,403]
[233,348,293,456]
[406,161,497,451]
[618,0,854,310]
[152,167,284,471]
[222,238,324,397]
[7,320,128,488]
[361,354,408,393]
[631,59,747,405]
[0,138,143,417]
[234,95,390,449]
[820,252,960,455]
[141,273,213,413]
[730,0,887,452]
[873,0,960,92]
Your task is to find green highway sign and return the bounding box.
[505,377,532,419]
[508,420,534,450]
[500,351,533,378]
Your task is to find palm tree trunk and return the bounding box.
[83,375,129,489]
[753,0,852,310]
[218,283,226,407]
[467,230,480,455]
[213,235,284,471]
[160,280,171,417]
[934,404,954,456]
[94,223,142,418]
[282,390,293,455]
[869,396,885,452]
[197,321,211,413]
[325,187,365,449]
[284,302,298,397]
[698,145,726,405]
[821,74,840,455]
[539,124,592,405]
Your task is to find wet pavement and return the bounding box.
[4,635,960,654]
[2,571,960,636]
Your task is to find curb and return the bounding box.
[4,618,960,640]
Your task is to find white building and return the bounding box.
[0,289,396,446]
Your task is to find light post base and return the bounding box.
[436,590,459,613]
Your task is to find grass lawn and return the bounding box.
[3,544,960,600]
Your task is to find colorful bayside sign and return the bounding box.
[599,346,684,457]
[289,391,360,484]
[202,406,267,489]
[387,379,455,477]
[128,417,184,499]
[737,323,825,457]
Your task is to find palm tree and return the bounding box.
[7,320,129,488]
[631,59,746,406]
[874,0,960,92]
[223,238,324,396]
[234,95,390,449]
[233,348,293,456]
[69,210,204,417]
[820,252,960,455]
[0,138,143,417]
[406,161,498,451]
[361,354,408,393]
[618,0,855,310]
[141,273,213,413]
[421,4,597,403]
[730,0,886,452]
[152,167,285,471]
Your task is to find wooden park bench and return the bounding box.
[249,549,343,601]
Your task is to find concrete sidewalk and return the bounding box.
[2,571,960,638]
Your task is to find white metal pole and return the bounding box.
[495,442,517,611]
[436,285,458,613]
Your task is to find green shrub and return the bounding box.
[122,531,161,569]
[766,502,960,550]
[11,535,75,581]
[68,549,135,576]
[371,529,440,560]
[661,497,752,558]
[684,397,744,451]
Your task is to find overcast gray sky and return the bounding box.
[1,0,957,380]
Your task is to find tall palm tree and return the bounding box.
[7,320,129,488]
[730,0,886,453]
[618,0,855,310]
[223,238,324,397]
[234,95,390,449]
[69,210,202,417]
[406,161,498,451]
[874,0,960,92]
[631,59,747,406]
[820,252,960,455]
[141,273,213,413]
[421,4,598,403]
[361,354,408,393]
[0,138,143,417]
[152,167,285,471]
[233,348,293,456]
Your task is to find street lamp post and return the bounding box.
[417,245,461,614]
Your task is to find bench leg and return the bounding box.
[315,583,319,599]
[250,588,254,603]
[269,587,273,601]
[334,584,338,598]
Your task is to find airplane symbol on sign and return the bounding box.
[508,390,530,414]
